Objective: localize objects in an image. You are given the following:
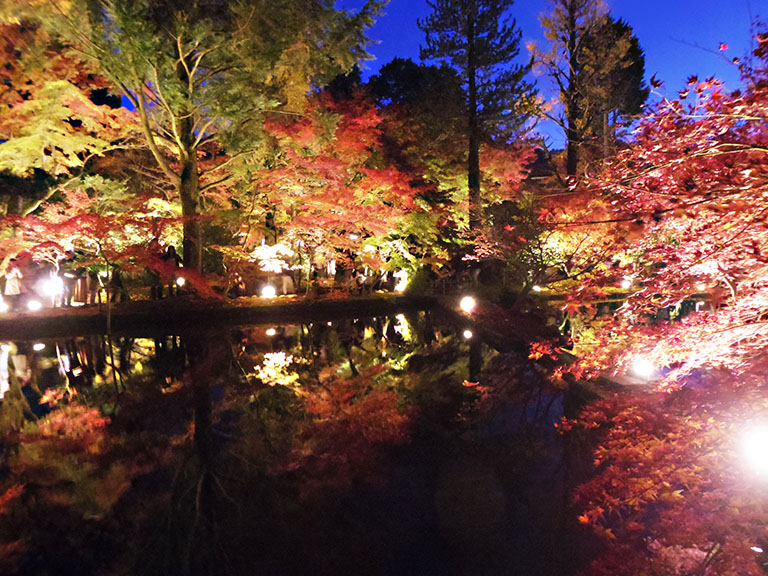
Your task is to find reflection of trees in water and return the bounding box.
[0,312,586,576]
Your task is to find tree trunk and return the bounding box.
[467,3,481,230]
[565,2,580,177]
[178,120,203,273]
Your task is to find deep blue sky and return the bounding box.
[339,0,767,145]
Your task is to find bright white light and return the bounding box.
[532,285,542,292]
[459,296,476,314]
[621,277,632,290]
[27,300,42,311]
[261,285,277,298]
[0,300,7,313]
[33,343,45,352]
[696,283,707,292]
[630,356,655,379]
[463,329,473,339]
[751,546,764,554]
[393,270,408,293]
[740,423,768,475]
[0,344,10,352]
[43,276,64,297]
[349,233,359,241]
[176,276,186,287]
[266,328,277,336]
[327,321,333,326]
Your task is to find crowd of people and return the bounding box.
[0,241,185,312]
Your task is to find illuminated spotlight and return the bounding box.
[621,276,632,290]
[0,300,7,313]
[43,276,64,297]
[266,328,277,336]
[751,546,764,554]
[630,356,656,379]
[33,342,45,352]
[459,295,476,314]
[176,276,186,287]
[532,285,542,292]
[740,423,768,475]
[261,285,277,298]
[463,329,473,339]
[27,300,43,312]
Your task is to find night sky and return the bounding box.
[339,0,767,145]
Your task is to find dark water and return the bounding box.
[0,311,592,576]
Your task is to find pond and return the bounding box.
[0,309,594,576]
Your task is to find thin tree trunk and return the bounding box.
[467,2,481,230]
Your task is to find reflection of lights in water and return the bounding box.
[740,423,768,476]
[33,342,45,352]
[266,328,277,336]
[27,300,42,311]
[261,285,276,298]
[463,329,473,339]
[630,356,655,379]
[459,296,476,314]
[176,276,186,287]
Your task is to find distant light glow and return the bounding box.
[42,276,64,297]
[261,285,277,298]
[0,300,7,313]
[463,329,473,339]
[621,277,632,290]
[27,300,42,311]
[696,283,707,292]
[266,328,277,336]
[176,276,186,287]
[532,285,542,292]
[393,270,408,292]
[740,423,768,475]
[751,546,764,554]
[459,296,476,314]
[33,343,45,352]
[631,356,656,379]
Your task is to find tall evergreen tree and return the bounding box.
[419,0,536,230]
[535,0,647,175]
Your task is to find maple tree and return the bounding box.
[544,30,768,575]
[0,0,384,273]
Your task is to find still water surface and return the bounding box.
[0,310,589,576]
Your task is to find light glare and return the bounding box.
[176,276,186,287]
[261,285,277,298]
[740,423,768,475]
[463,329,473,339]
[33,343,45,352]
[631,356,655,379]
[266,328,277,336]
[27,300,42,311]
[459,296,476,314]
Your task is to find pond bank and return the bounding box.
[0,293,438,340]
